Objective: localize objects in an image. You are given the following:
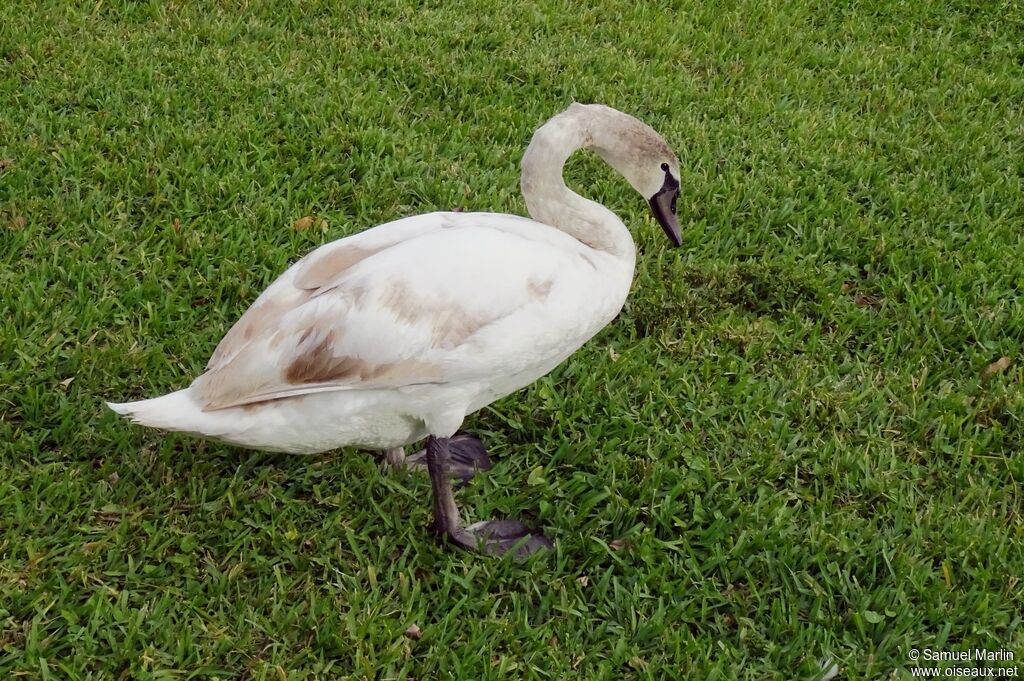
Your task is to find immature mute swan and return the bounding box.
[108,103,682,557]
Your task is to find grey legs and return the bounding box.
[424,435,552,557]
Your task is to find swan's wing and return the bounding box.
[190,212,593,410]
[203,213,446,372]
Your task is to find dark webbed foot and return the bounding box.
[425,435,552,558]
[406,432,492,481]
[448,519,553,558]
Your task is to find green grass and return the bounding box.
[2,0,1023,678]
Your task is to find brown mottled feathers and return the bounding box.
[189,229,555,411]
[205,243,383,373]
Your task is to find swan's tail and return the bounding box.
[106,388,223,436]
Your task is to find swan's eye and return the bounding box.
[651,164,679,201]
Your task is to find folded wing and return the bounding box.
[190,213,576,410]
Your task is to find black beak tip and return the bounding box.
[658,214,683,248]
[649,193,682,248]
[668,228,683,247]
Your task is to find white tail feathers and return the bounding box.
[106,388,224,436]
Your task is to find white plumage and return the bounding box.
[109,211,631,452]
[109,103,682,555]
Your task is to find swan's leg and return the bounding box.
[384,447,406,468]
[426,435,462,532]
[425,435,551,557]
[402,432,493,481]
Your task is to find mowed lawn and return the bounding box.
[2,0,1023,678]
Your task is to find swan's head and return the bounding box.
[580,104,683,246]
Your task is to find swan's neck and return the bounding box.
[520,113,636,261]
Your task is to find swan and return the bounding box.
[108,103,682,557]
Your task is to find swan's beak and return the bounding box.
[649,189,682,247]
